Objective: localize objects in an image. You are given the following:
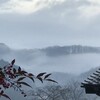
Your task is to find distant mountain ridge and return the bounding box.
[0,43,100,56]
[41,45,100,56]
[0,43,100,74]
[0,44,100,100]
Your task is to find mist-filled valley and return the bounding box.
[1,43,100,75]
[1,0,100,99]
[1,44,100,100]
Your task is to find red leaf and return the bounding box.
[37,77,43,83]
[2,94,11,100]
[13,68,16,74]
[18,67,21,73]
[37,72,46,78]
[17,82,32,88]
[11,59,15,65]
[21,71,27,75]
[46,79,58,83]
[17,77,26,82]
[28,76,34,83]
[28,73,34,76]
[1,90,4,94]
[44,73,51,79]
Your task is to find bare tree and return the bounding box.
[28,81,90,100]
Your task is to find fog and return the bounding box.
[24,53,100,75]
[2,51,100,75]
[0,44,100,75]
[1,45,100,100]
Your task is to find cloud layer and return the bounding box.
[0,0,100,17]
[0,0,100,49]
[0,0,65,14]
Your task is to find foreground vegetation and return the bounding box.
[0,59,57,100]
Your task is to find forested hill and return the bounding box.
[41,45,100,56]
[0,43,100,57]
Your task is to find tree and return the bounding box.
[28,85,66,100]
[28,81,91,100]
[0,59,57,100]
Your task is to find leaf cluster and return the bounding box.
[0,59,57,100]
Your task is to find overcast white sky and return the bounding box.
[0,0,100,49]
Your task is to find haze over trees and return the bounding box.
[0,44,100,100]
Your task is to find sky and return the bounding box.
[0,0,100,49]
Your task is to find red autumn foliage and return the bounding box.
[0,59,57,100]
